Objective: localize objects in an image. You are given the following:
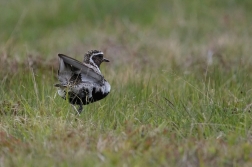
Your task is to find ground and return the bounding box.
[1,0,252,166]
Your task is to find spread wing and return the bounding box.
[57,54,104,85]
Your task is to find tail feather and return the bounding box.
[54,83,67,88]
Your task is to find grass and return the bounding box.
[1,0,252,166]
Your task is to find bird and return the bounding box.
[54,50,111,114]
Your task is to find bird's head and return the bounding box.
[83,50,109,69]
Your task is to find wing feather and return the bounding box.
[58,54,104,84]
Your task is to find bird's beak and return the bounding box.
[103,58,110,62]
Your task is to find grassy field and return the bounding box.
[1,0,252,166]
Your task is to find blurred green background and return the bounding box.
[1,0,251,58]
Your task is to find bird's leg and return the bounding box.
[78,104,83,115]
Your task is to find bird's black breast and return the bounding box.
[67,87,109,105]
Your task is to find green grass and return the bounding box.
[1,0,252,166]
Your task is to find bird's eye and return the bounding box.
[97,54,103,58]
